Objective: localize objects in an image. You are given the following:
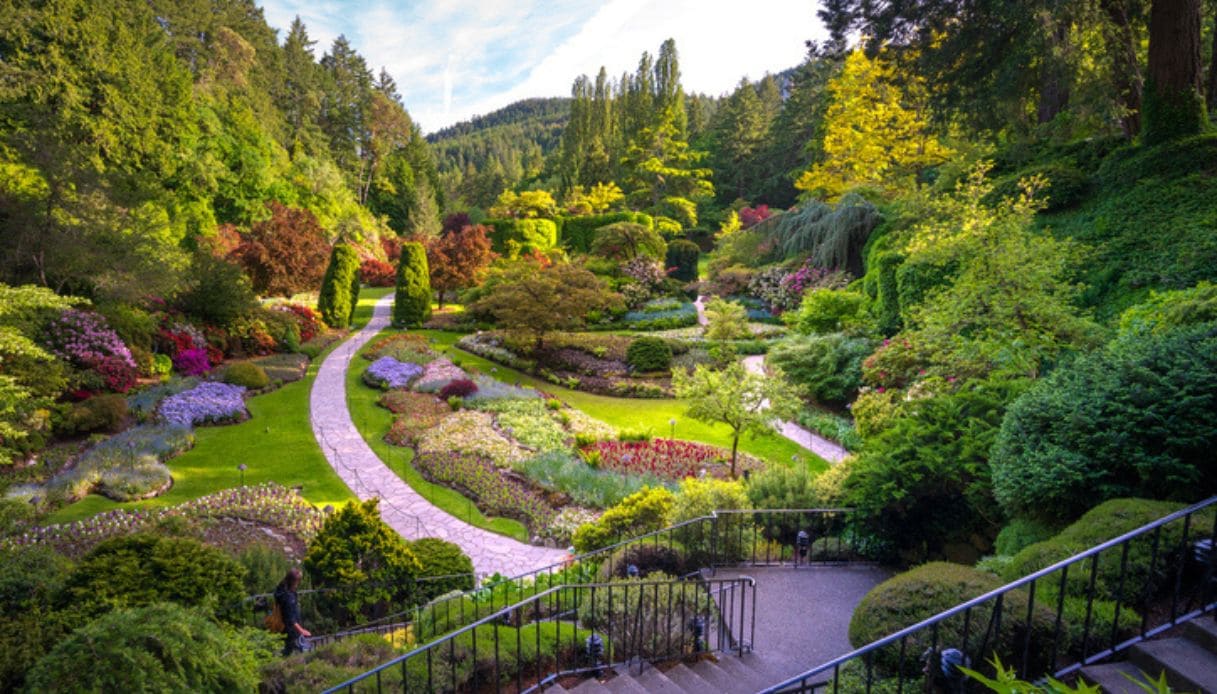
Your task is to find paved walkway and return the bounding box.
[694,295,849,464]
[309,295,566,577]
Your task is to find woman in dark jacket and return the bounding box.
[274,567,311,655]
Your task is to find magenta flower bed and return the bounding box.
[586,439,760,480]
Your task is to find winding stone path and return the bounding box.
[694,295,849,464]
[309,295,566,577]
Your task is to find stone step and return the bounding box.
[687,658,742,692]
[663,663,718,693]
[565,677,612,693]
[600,670,652,694]
[1184,617,1217,656]
[1129,637,1217,693]
[1078,661,1160,693]
[703,654,773,693]
[635,665,689,693]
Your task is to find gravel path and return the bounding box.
[694,295,849,464]
[309,295,566,577]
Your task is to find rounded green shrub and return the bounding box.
[767,332,872,405]
[665,239,700,282]
[792,289,868,335]
[849,562,1056,677]
[221,361,270,389]
[317,244,362,329]
[56,533,246,622]
[626,336,673,372]
[572,486,674,554]
[994,518,1057,557]
[25,602,260,693]
[408,537,475,601]
[393,241,432,327]
[62,394,128,435]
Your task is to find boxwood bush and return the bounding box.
[626,336,673,372]
[221,361,270,389]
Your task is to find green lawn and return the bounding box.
[421,330,825,473]
[345,329,530,542]
[46,288,394,525]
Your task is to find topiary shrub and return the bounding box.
[25,602,260,693]
[767,333,872,405]
[849,562,1056,677]
[221,361,270,389]
[317,244,361,329]
[62,394,128,435]
[393,241,432,327]
[873,251,903,336]
[626,336,673,372]
[408,537,475,601]
[56,534,246,622]
[665,239,700,282]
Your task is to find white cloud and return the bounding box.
[258,0,827,132]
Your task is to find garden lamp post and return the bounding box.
[669,418,676,438]
[586,633,604,677]
[238,463,247,486]
[796,530,810,567]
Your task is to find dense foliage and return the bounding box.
[317,244,362,329]
[393,241,432,327]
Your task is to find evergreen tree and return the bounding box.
[319,35,373,185]
[712,79,771,201]
[279,17,326,155]
[317,244,361,328]
[394,241,432,327]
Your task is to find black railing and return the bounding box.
[402,508,856,640]
[761,496,1217,693]
[321,575,756,693]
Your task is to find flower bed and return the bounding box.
[455,334,536,371]
[564,410,617,442]
[543,507,600,546]
[412,358,469,393]
[42,308,139,392]
[622,301,698,330]
[463,374,541,403]
[21,424,195,502]
[585,438,763,481]
[516,451,668,509]
[476,399,569,453]
[2,483,324,559]
[159,382,248,427]
[127,378,200,422]
[416,411,527,467]
[413,452,555,533]
[363,357,424,389]
[383,394,453,446]
[365,334,437,365]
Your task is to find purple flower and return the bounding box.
[173,348,211,376]
[364,357,423,389]
[159,381,247,427]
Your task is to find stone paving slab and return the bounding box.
[309,295,566,577]
[741,355,849,464]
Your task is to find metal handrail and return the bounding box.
[322,575,757,694]
[760,495,1217,693]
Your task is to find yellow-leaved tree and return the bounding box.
[795,48,951,201]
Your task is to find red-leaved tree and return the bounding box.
[738,204,771,229]
[426,225,495,308]
[231,203,332,297]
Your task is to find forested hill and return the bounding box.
[429,98,570,211]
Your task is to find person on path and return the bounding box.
[274,567,311,655]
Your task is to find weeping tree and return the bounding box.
[752,193,881,276]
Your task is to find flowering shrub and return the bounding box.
[172,347,211,376]
[779,263,850,304]
[585,439,762,481]
[412,358,469,393]
[359,258,396,287]
[385,400,452,446]
[416,411,527,467]
[157,321,207,357]
[275,304,324,342]
[41,309,138,392]
[2,483,324,558]
[159,381,247,427]
[541,507,601,545]
[476,399,569,452]
[413,451,555,532]
[564,410,617,442]
[363,357,424,389]
[739,204,772,229]
[438,378,477,399]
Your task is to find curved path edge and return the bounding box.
[309,295,566,577]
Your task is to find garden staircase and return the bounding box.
[1079,617,1217,693]
[555,652,790,694]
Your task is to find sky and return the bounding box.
[259,0,827,134]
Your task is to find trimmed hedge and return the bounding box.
[483,218,559,257]
[664,239,700,282]
[561,212,654,253]
[626,336,673,372]
[393,242,432,327]
[317,244,361,329]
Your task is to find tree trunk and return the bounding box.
[1207,1,1217,113]
[1101,0,1145,137]
[1144,0,1206,143]
[1037,21,1072,124]
[730,433,740,479]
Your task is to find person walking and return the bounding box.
[274,567,311,655]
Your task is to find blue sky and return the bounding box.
[259,0,826,133]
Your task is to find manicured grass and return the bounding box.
[424,330,826,473]
[345,332,531,542]
[45,288,394,525]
